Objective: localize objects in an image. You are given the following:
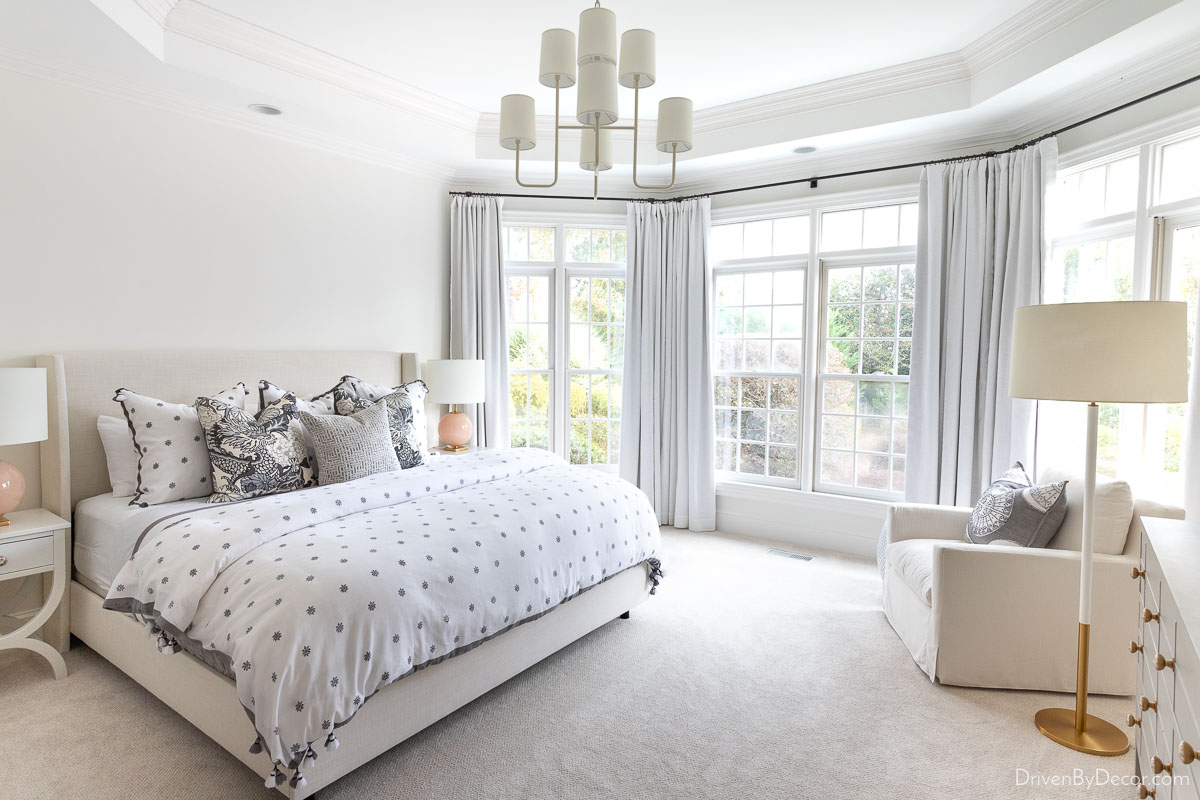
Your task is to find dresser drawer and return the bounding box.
[0,534,54,577]
[1173,683,1200,799]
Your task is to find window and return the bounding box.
[711,201,917,500]
[503,220,626,467]
[1037,128,1200,500]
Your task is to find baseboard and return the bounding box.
[715,482,886,559]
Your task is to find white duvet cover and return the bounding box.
[104,449,663,785]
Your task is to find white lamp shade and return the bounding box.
[656,97,693,153]
[539,28,576,88]
[499,94,537,151]
[618,29,655,88]
[579,127,613,171]
[577,6,616,65]
[1010,301,1188,403]
[425,360,486,405]
[0,368,48,445]
[576,60,618,126]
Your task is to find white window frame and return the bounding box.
[710,187,918,501]
[503,211,626,469]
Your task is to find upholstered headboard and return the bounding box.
[35,351,419,517]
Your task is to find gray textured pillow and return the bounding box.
[301,401,400,486]
[965,462,1068,548]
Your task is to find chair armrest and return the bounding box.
[885,503,973,545]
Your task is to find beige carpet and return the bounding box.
[2,529,1136,799]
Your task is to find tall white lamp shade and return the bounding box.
[1010,301,1187,756]
[426,360,486,452]
[539,28,577,88]
[656,97,694,153]
[579,127,613,172]
[0,367,48,525]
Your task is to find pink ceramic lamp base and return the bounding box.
[0,459,26,526]
[438,411,474,452]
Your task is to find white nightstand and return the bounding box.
[0,509,70,679]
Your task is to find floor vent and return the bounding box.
[767,548,813,561]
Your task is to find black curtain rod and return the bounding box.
[449,72,1200,203]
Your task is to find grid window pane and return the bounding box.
[567,275,625,465]
[1053,156,1139,228]
[566,228,627,264]
[1046,237,1134,304]
[1160,136,1200,205]
[712,266,805,478]
[818,263,912,495]
[821,203,917,252]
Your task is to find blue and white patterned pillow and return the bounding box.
[340,376,429,463]
[333,388,426,468]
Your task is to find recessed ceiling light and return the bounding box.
[248,104,282,116]
[792,146,817,154]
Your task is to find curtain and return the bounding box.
[906,138,1057,506]
[449,195,508,448]
[1183,304,1200,520]
[619,198,716,531]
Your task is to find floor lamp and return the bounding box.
[1010,300,1188,756]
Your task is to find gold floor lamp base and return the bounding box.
[1035,707,1129,756]
[1035,622,1129,756]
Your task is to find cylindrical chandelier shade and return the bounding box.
[499,94,537,151]
[618,29,656,88]
[577,6,617,65]
[656,97,694,152]
[576,60,619,126]
[579,127,613,171]
[539,29,577,88]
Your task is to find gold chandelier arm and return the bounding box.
[515,82,560,189]
[630,81,677,191]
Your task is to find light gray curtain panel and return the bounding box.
[619,197,716,531]
[906,138,1057,506]
[449,195,509,448]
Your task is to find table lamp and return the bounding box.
[1010,301,1188,756]
[0,367,49,526]
[425,359,486,451]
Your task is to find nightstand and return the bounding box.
[0,509,70,679]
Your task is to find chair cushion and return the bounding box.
[886,539,937,606]
[1039,467,1134,555]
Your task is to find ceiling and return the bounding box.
[1,0,1199,193]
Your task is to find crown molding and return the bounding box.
[162,1,479,134]
[0,47,456,183]
[137,0,179,25]
[961,0,1109,74]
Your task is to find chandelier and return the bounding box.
[497,1,694,200]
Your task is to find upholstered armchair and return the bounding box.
[880,488,1181,695]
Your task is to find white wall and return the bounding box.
[0,69,452,513]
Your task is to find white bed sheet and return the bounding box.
[73,493,210,595]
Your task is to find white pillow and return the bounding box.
[97,415,138,497]
[1040,467,1134,555]
[114,383,249,507]
[342,376,429,449]
[258,379,339,416]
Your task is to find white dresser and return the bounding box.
[1134,518,1200,799]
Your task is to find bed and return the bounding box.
[36,351,662,798]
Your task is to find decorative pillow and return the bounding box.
[195,392,315,503]
[965,462,1068,547]
[1039,467,1135,555]
[341,376,429,454]
[114,383,250,507]
[333,387,426,468]
[97,415,139,497]
[301,402,399,486]
[258,379,340,416]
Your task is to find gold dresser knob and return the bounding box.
[1139,785,1156,798]
[1132,566,1147,580]
[0,555,7,567]
[1142,696,1158,712]
[1128,713,1142,727]
[1181,741,1196,764]
[1144,608,1161,623]
[1155,653,1177,672]
[1132,641,1144,654]
[1152,756,1173,775]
